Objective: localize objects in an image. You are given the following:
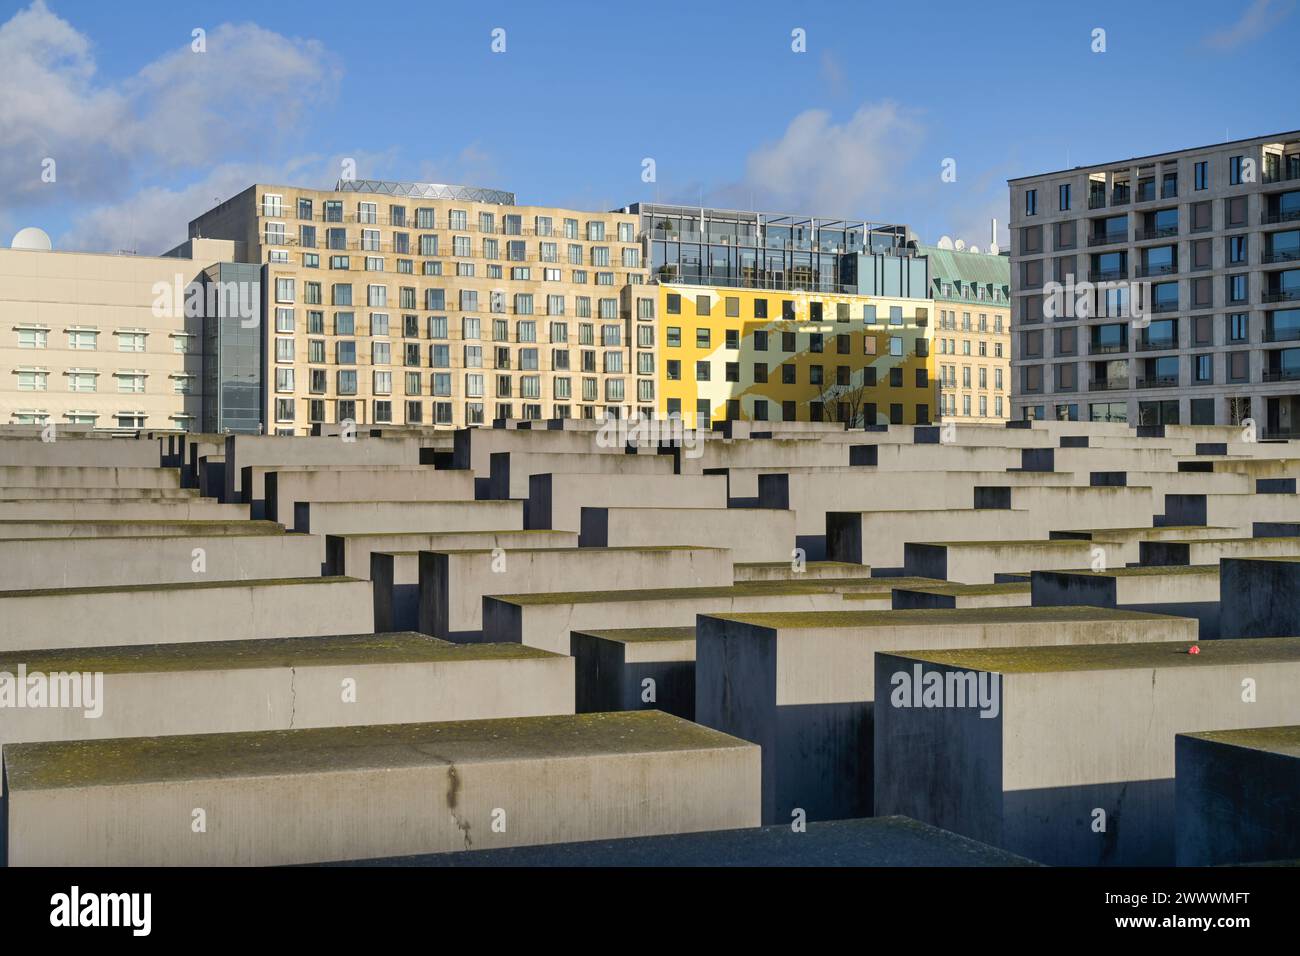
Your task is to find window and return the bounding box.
[17,328,48,349]
[1059,183,1071,211]
[1025,188,1038,216]
[115,372,146,394]
[276,369,295,394]
[696,328,711,348]
[889,336,903,356]
[1230,155,1245,185]
[276,338,295,362]
[1194,161,1208,191]
[67,329,98,350]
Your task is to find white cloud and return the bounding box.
[1204,0,1295,49]
[743,102,924,217]
[0,2,339,209]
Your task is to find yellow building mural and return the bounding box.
[657,284,935,428]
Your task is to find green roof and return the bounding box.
[919,244,1010,295]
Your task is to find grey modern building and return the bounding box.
[1008,130,1300,435]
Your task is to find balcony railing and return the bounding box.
[1263,289,1300,303]
[1264,367,1300,382]
[1092,267,1128,281]
[1089,342,1128,354]
[1264,249,1300,264]
[1150,299,1181,314]
[1263,166,1300,185]
[1088,379,1128,391]
[1088,194,1107,210]
[1263,209,1300,225]
[1137,375,1179,389]
[1135,225,1179,241]
[1137,337,1178,352]
[1265,327,1300,343]
[1137,262,1177,277]
[1088,231,1128,247]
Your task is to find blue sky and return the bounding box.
[2,0,1297,254]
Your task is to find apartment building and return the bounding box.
[923,244,1011,423]
[1009,130,1300,435]
[630,203,935,427]
[0,236,238,431]
[188,181,653,433]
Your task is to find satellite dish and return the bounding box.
[954,239,967,251]
[11,227,52,251]
[968,245,981,254]
[936,235,954,250]
[988,242,1000,255]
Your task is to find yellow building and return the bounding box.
[657,284,934,428]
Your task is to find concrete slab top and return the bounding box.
[424,544,731,556]
[1177,725,1300,758]
[335,816,1040,867]
[913,539,1095,549]
[894,582,1033,596]
[1038,565,1220,579]
[707,605,1191,630]
[891,636,1300,674]
[0,632,561,675]
[3,711,755,792]
[0,519,280,532]
[491,579,894,606]
[0,575,360,600]
[572,627,695,645]
[328,529,559,540]
[735,561,865,571]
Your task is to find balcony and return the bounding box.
[1265,326,1300,343]
[1136,375,1179,389]
[1088,230,1128,247]
[1092,267,1128,281]
[1135,225,1179,241]
[1137,262,1178,278]
[1136,337,1178,352]
[1150,299,1181,314]
[1088,194,1107,210]
[1089,342,1129,355]
[1263,166,1300,185]
[1264,367,1300,382]
[1088,379,1128,391]
[1263,209,1300,225]
[1264,249,1300,264]
[1263,289,1300,303]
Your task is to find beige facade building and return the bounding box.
[1009,130,1300,434]
[188,181,655,434]
[923,244,1012,423]
[0,238,237,431]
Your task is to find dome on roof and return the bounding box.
[11,227,52,251]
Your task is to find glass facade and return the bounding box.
[201,262,264,433]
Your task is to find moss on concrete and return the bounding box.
[894,636,1300,673]
[4,711,753,791]
[0,632,560,675]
